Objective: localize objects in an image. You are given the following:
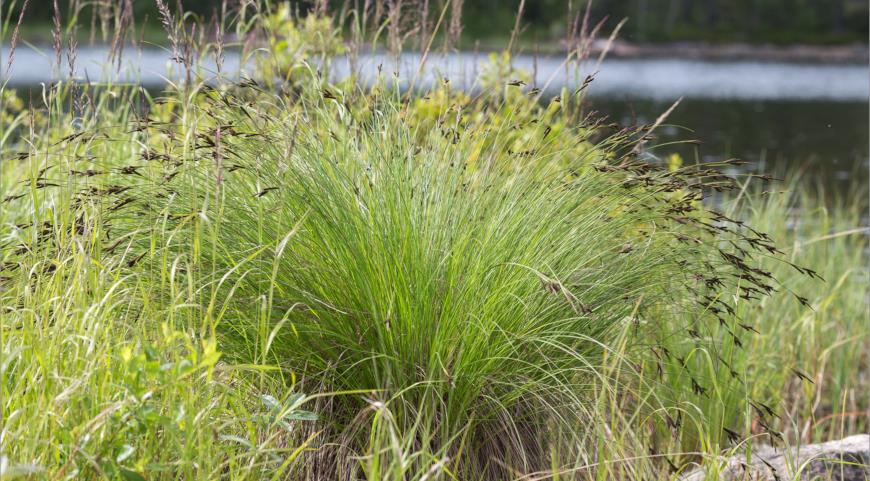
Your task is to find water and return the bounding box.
[5,47,868,101]
[3,45,868,189]
[589,98,868,190]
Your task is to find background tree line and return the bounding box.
[464,0,868,44]
[7,0,869,45]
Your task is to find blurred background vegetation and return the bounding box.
[8,0,869,45]
[464,0,870,45]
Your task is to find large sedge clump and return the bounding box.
[1,77,786,479]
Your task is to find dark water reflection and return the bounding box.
[589,98,869,192]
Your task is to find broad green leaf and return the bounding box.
[119,468,147,481]
[116,444,135,463]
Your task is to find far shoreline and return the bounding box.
[593,39,869,64]
[466,38,870,64]
[6,31,869,65]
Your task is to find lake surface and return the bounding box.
[591,98,868,190]
[3,45,868,189]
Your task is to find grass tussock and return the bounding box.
[0,2,867,480]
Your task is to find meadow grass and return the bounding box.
[725,180,867,441]
[1,2,867,480]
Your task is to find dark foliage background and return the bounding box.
[6,0,869,44]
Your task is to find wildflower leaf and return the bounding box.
[116,444,135,463]
[261,394,281,411]
[219,434,254,449]
[118,468,146,481]
[286,410,318,421]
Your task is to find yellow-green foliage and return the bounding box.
[259,6,344,80]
